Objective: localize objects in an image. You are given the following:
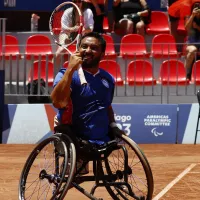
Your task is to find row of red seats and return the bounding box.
[0,34,53,60]
[105,11,187,35]
[119,33,181,59]
[28,59,200,87]
[0,33,187,60]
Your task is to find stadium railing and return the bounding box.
[1,39,200,104]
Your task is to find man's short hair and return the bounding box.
[79,32,106,53]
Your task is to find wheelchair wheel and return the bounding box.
[57,133,76,199]
[19,134,76,200]
[102,134,154,200]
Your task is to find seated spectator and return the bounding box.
[53,0,94,69]
[185,2,200,80]
[113,0,151,36]
[83,0,108,33]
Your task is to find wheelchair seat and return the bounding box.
[54,123,119,161]
[78,139,119,161]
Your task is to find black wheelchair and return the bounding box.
[19,125,154,200]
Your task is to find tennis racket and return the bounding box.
[49,1,87,85]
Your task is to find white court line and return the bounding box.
[152,163,197,200]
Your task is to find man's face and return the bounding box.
[79,37,104,68]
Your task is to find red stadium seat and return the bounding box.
[0,35,21,60]
[151,34,180,58]
[146,11,170,35]
[68,43,77,53]
[63,61,69,68]
[177,19,187,35]
[61,42,77,58]
[102,34,117,59]
[25,35,53,60]
[103,16,111,33]
[99,60,124,86]
[28,60,54,86]
[159,60,189,85]
[120,34,150,59]
[126,60,156,86]
[52,11,63,35]
[191,60,200,85]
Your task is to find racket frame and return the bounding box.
[49,1,87,85]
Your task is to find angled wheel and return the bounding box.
[19,134,76,200]
[57,133,76,199]
[102,134,154,200]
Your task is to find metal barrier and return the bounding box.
[0,70,5,143]
[1,41,200,104]
[0,18,6,142]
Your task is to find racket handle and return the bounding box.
[78,65,87,85]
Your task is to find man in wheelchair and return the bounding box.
[19,33,153,200]
[19,33,153,199]
[51,32,126,171]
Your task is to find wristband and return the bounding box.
[110,122,118,128]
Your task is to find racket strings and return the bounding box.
[50,3,81,46]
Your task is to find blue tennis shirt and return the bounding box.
[53,68,115,142]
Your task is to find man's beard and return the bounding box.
[82,57,101,68]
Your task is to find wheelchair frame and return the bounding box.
[19,127,154,200]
